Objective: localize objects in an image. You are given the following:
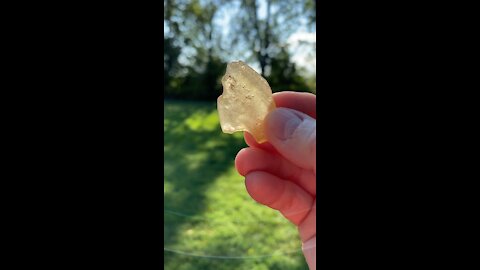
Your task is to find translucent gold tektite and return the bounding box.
[217,61,276,143]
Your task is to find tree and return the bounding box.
[164,0,229,100]
[231,0,313,77]
[164,0,316,99]
[267,46,310,92]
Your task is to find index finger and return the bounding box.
[273,91,316,119]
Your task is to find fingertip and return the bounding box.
[244,172,262,204]
[244,130,277,153]
[272,91,317,119]
[245,172,266,203]
[245,172,314,225]
[243,131,253,146]
[245,171,283,206]
[244,172,255,198]
[235,148,249,176]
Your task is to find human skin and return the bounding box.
[235,91,316,269]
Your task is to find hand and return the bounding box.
[235,91,316,269]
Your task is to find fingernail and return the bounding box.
[266,108,302,141]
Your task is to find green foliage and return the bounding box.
[164,37,182,93]
[164,101,308,270]
[163,0,316,99]
[165,56,226,100]
[267,47,311,93]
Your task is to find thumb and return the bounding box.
[265,108,316,174]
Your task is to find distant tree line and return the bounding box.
[164,0,316,100]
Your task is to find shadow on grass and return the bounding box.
[164,100,307,270]
[164,100,247,269]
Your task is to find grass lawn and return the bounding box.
[164,100,308,270]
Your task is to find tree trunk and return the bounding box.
[263,0,271,76]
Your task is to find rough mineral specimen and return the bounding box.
[217,61,276,143]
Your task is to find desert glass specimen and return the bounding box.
[217,61,276,143]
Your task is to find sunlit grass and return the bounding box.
[164,100,308,270]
